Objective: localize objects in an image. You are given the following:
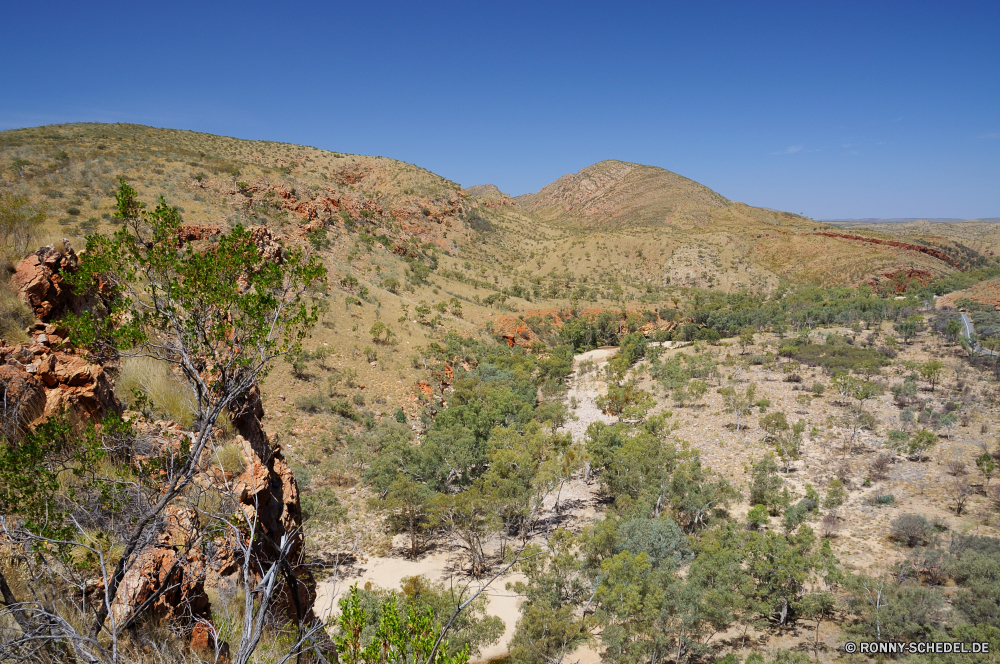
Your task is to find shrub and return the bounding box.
[947,458,968,476]
[820,513,841,537]
[465,209,493,233]
[810,381,825,396]
[295,392,330,414]
[865,493,894,507]
[869,453,893,480]
[1,191,47,265]
[823,479,847,510]
[301,486,347,525]
[395,408,407,423]
[891,514,934,547]
[747,504,769,530]
[792,340,890,373]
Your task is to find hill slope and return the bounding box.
[515,159,732,229]
[1,123,984,310]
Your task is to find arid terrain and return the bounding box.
[3,124,1000,664]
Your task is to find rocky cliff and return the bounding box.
[0,241,316,655]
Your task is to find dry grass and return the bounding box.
[117,355,197,427]
[0,276,32,344]
[213,441,247,477]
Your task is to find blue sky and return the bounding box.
[2,1,997,219]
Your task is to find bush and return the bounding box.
[747,504,769,530]
[865,493,894,507]
[614,516,692,569]
[792,340,890,373]
[891,514,934,546]
[869,453,893,480]
[465,209,493,233]
[301,486,347,525]
[295,392,330,413]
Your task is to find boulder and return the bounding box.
[11,242,80,321]
[0,340,120,432]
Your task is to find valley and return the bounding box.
[3,124,1000,664]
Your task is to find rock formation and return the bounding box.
[11,242,81,321]
[2,242,316,655]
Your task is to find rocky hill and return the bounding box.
[4,123,1000,663]
[515,159,732,229]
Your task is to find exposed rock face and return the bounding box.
[814,232,961,268]
[0,336,121,431]
[249,226,283,264]
[11,242,80,321]
[228,387,315,621]
[108,506,210,627]
[177,224,222,245]
[867,268,935,294]
[4,241,314,647]
[0,360,46,440]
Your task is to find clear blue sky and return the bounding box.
[2,1,998,219]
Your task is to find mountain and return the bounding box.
[2,124,989,306]
[515,160,732,229]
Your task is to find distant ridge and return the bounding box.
[464,184,505,197]
[825,217,1000,223]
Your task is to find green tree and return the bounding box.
[370,320,393,345]
[509,531,592,664]
[977,453,996,490]
[739,326,755,355]
[595,552,710,664]
[370,475,437,558]
[945,318,963,343]
[335,584,471,664]
[747,504,769,530]
[920,360,945,392]
[749,454,784,515]
[904,429,939,459]
[719,383,756,431]
[596,381,655,421]
[844,575,944,643]
[62,180,325,634]
[759,411,789,441]
[823,479,847,511]
[895,320,918,344]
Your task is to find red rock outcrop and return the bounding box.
[0,336,121,430]
[5,240,314,647]
[813,232,961,267]
[867,267,935,294]
[177,224,222,246]
[11,242,80,321]
[107,506,210,626]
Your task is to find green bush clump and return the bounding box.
[789,336,890,374]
